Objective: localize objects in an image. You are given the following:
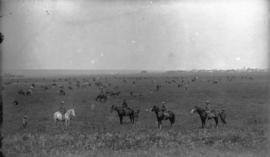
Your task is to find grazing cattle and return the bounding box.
[110,91,120,96]
[44,86,49,90]
[18,89,26,96]
[13,100,19,105]
[190,106,226,128]
[59,89,66,96]
[95,94,107,102]
[149,105,175,129]
[156,84,161,91]
[26,89,32,96]
[110,104,135,124]
[52,83,57,87]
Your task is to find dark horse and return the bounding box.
[190,106,226,128]
[110,105,135,124]
[150,105,175,129]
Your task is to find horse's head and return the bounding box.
[190,106,199,114]
[70,109,76,117]
[151,105,159,112]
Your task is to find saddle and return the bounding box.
[206,110,216,118]
[160,111,170,117]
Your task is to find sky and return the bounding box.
[1,0,269,71]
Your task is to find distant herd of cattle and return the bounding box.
[10,75,254,105]
[3,74,254,128]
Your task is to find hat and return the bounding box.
[61,101,65,104]
[161,101,166,104]
[205,100,210,104]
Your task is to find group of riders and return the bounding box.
[58,98,214,116]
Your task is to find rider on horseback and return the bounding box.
[122,99,128,108]
[59,101,66,116]
[205,100,215,117]
[161,101,169,116]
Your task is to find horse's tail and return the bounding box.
[219,110,227,124]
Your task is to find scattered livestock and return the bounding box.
[106,91,120,96]
[26,89,32,96]
[18,89,26,96]
[13,100,19,105]
[96,94,107,102]
[5,74,241,131]
[59,89,66,96]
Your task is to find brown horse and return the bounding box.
[190,106,226,128]
[150,105,175,129]
[110,105,135,124]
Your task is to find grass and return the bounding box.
[3,127,269,157]
[2,71,270,156]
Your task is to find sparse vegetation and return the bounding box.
[2,71,269,156]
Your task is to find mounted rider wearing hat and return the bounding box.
[122,99,128,108]
[205,100,215,117]
[59,101,66,116]
[161,101,169,116]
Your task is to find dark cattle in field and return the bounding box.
[59,89,66,96]
[26,89,32,96]
[212,80,218,84]
[59,85,64,89]
[13,100,19,105]
[18,89,26,96]
[96,94,107,102]
[68,86,73,90]
[52,83,57,88]
[110,91,120,96]
[156,84,161,91]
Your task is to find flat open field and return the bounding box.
[2,71,270,157]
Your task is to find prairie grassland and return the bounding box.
[2,72,269,157]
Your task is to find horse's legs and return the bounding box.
[129,115,132,123]
[131,115,134,124]
[201,118,205,128]
[65,119,68,129]
[214,117,219,128]
[119,116,123,124]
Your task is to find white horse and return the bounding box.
[53,108,76,128]
[64,108,76,128]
